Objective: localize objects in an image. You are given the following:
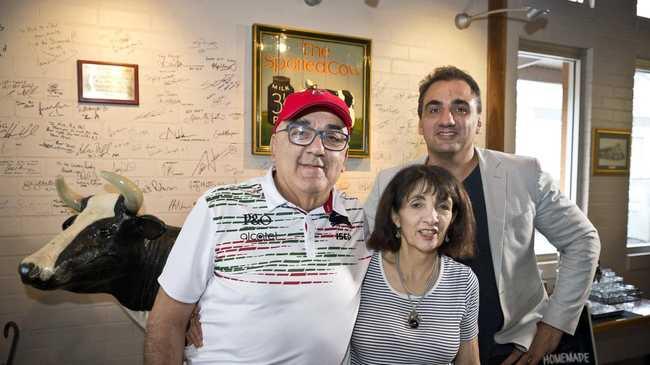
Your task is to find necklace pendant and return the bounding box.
[407,309,421,329]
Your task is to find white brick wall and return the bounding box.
[0,0,488,363]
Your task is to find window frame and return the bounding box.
[627,59,650,255]
[519,40,586,208]
[517,40,588,260]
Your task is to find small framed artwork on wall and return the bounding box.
[77,60,139,105]
[592,128,632,175]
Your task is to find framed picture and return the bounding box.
[77,60,139,105]
[252,24,371,158]
[592,128,631,175]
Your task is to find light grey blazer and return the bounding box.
[363,148,600,350]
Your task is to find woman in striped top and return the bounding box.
[350,165,480,364]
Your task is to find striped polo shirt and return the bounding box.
[159,168,371,364]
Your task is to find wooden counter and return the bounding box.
[592,299,650,363]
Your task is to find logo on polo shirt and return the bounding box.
[243,213,272,226]
[336,232,351,240]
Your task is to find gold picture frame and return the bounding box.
[592,128,631,175]
[77,60,139,105]
[252,24,371,158]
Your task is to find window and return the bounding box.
[627,65,650,249]
[638,0,650,18]
[516,50,581,255]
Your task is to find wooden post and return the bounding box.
[486,0,507,151]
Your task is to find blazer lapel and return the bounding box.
[476,148,506,289]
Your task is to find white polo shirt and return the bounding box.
[159,169,371,364]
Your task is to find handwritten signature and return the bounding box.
[191,39,219,54]
[1,80,38,97]
[0,160,40,176]
[135,110,165,120]
[0,121,39,139]
[140,179,178,194]
[47,83,63,97]
[39,101,69,117]
[78,105,106,120]
[213,129,239,139]
[192,145,238,176]
[209,58,237,72]
[16,100,35,109]
[77,142,114,158]
[110,30,143,54]
[159,127,208,142]
[22,179,57,192]
[168,198,194,212]
[158,54,183,68]
[39,139,76,154]
[202,73,240,91]
[161,161,183,176]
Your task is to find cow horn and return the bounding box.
[55,176,84,212]
[100,171,143,214]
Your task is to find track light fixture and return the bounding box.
[305,0,380,7]
[454,6,550,30]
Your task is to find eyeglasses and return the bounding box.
[277,123,350,151]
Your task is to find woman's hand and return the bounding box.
[456,337,480,365]
[185,305,204,348]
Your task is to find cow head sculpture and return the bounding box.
[18,171,176,311]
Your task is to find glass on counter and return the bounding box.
[589,267,643,305]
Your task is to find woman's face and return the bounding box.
[391,184,455,254]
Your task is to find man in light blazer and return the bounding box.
[364,66,600,365]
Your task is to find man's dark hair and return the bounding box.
[367,164,475,260]
[417,66,482,118]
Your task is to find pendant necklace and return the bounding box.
[395,253,439,329]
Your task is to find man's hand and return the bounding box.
[500,322,563,365]
[185,305,204,348]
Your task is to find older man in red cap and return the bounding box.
[145,88,371,364]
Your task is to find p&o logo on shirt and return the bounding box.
[243,213,272,226]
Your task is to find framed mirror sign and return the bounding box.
[252,24,371,158]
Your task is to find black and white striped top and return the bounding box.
[350,252,479,364]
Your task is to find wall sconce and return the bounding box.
[305,0,322,6]
[454,6,550,29]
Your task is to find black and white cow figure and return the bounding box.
[18,171,179,313]
[303,81,356,128]
[325,88,355,127]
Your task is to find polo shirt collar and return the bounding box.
[260,168,349,218]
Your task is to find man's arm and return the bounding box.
[534,165,600,335]
[144,288,195,365]
[501,322,563,365]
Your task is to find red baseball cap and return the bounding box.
[274,88,353,133]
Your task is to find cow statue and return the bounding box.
[303,80,356,127]
[18,171,179,325]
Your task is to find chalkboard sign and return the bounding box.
[542,306,598,365]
